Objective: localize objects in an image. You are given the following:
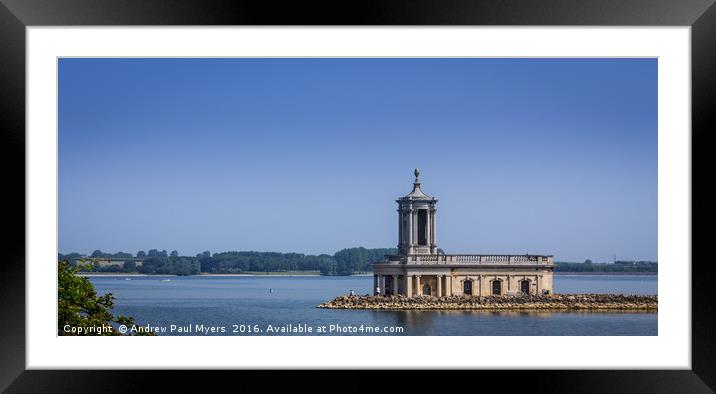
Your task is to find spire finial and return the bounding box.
[414,168,420,183]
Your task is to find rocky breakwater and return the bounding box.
[317,294,657,311]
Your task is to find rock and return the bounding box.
[316,293,657,311]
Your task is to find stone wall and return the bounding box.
[373,269,554,297]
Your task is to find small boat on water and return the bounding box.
[125,278,131,281]
[160,279,171,282]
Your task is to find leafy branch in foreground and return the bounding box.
[58,260,154,336]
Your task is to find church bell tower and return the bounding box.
[397,168,438,255]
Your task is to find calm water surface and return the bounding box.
[90,274,657,336]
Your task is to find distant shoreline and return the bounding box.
[77,272,368,277]
[79,272,656,277]
[555,272,657,276]
[78,273,320,277]
[78,273,154,277]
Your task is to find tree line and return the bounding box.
[59,247,400,276]
[58,250,657,276]
[554,260,657,273]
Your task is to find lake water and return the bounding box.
[90,274,657,336]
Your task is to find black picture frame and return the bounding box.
[1,0,714,392]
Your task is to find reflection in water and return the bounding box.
[370,308,658,336]
[378,309,559,333]
[376,308,656,331]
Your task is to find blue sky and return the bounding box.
[59,58,657,262]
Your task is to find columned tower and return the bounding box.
[397,168,438,255]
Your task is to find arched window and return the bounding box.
[418,209,428,246]
[463,280,472,295]
[520,280,530,294]
[492,280,502,295]
[422,283,431,295]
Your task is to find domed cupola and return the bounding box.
[396,168,438,255]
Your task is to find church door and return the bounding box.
[463,280,472,295]
[422,284,431,295]
[520,280,530,294]
[492,280,502,295]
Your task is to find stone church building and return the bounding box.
[372,169,554,297]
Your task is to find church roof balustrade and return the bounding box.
[379,254,553,265]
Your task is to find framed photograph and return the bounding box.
[2,0,714,391]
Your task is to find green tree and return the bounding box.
[58,260,154,336]
[333,247,398,275]
[61,252,85,263]
[319,258,337,275]
[137,256,200,275]
[123,260,137,271]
